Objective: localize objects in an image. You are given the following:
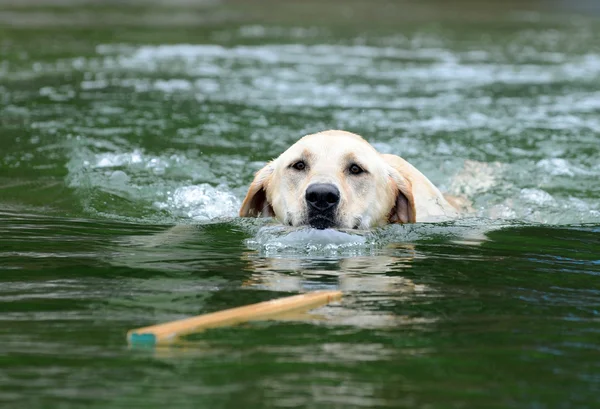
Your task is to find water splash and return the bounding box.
[244,219,516,257]
[245,225,371,255]
[154,184,239,221]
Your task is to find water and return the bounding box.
[1,1,599,408]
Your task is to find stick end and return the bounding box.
[128,332,157,346]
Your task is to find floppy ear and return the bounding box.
[381,154,417,224]
[239,163,275,218]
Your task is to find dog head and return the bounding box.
[239,130,416,229]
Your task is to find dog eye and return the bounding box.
[349,164,364,175]
[291,161,306,171]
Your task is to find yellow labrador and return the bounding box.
[240,130,461,229]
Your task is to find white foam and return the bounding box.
[89,149,195,177]
[536,158,593,176]
[108,170,130,184]
[235,25,326,40]
[246,225,370,254]
[520,188,556,206]
[94,149,144,168]
[80,79,109,90]
[154,184,240,221]
[153,79,193,93]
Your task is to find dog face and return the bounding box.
[240,130,417,229]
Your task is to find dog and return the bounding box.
[240,130,462,229]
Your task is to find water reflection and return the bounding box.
[111,223,448,336]
[242,246,418,290]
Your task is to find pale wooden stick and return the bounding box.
[128,290,342,346]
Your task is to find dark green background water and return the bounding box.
[1,1,599,408]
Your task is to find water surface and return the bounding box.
[1,1,599,408]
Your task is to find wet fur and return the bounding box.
[240,130,460,228]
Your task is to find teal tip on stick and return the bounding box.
[128,332,157,345]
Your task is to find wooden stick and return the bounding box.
[127,290,342,346]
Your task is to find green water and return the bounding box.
[1,1,599,408]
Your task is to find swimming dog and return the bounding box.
[240,130,461,229]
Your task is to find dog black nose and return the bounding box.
[305,183,340,212]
